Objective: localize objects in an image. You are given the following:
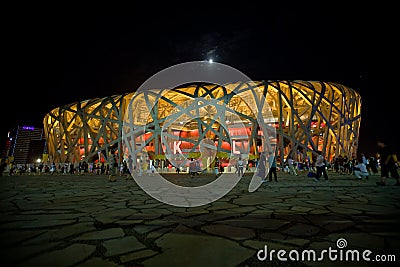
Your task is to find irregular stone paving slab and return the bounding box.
[233,196,283,206]
[162,215,205,227]
[206,201,239,210]
[220,217,290,230]
[326,206,363,215]
[176,208,209,217]
[273,213,309,224]
[13,201,52,210]
[3,242,61,266]
[335,195,356,200]
[20,209,82,215]
[24,222,96,244]
[201,224,256,240]
[16,243,96,267]
[282,223,320,237]
[125,213,162,220]
[53,196,101,203]
[335,203,390,212]
[308,209,330,214]
[146,227,171,240]
[287,201,318,209]
[291,206,314,213]
[94,209,136,224]
[259,232,286,241]
[281,238,310,247]
[79,216,95,222]
[103,236,146,257]
[75,205,108,213]
[127,200,147,206]
[0,219,76,229]
[114,219,143,226]
[132,203,164,209]
[142,226,254,267]
[226,206,257,213]
[249,208,273,215]
[323,221,356,233]
[261,202,292,208]
[144,219,176,227]
[0,229,45,245]
[0,212,26,223]
[12,213,86,221]
[74,228,125,240]
[274,209,302,214]
[0,201,18,211]
[305,200,336,206]
[105,202,129,209]
[260,232,310,247]
[303,214,348,226]
[358,218,400,224]
[134,225,163,234]
[357,230,400,240]
[77,257,124,267]
[140,208,173,215]
[166,207,187,213]
[120,249,159,263]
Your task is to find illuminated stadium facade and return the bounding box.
[43,81,362,167]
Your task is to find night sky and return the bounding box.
[3,4,397,157]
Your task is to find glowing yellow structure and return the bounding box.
[43,81,362,165]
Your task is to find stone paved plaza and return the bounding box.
[1,171,399,267]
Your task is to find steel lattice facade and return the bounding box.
[43,81,362,165]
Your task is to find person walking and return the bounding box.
[314,151,328,181]
[369,156,379,175]
[264,152,277,182]
[376,139,400,186]
[214,159,219,178]
[237,156,245,177]
[189,158,196,177]
[50,161,56,175]
[108,154,118,182]
[287,155,298,176]
[149,163,156,176]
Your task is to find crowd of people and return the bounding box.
[0,157,131,177]
[255,139,399,186]
[1,140,399,186]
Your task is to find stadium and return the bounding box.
[43,80,362,170]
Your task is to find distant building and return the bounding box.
[0,134,12,158]
[9,125,46,164]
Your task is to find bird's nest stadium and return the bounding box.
[43,80,361,169]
